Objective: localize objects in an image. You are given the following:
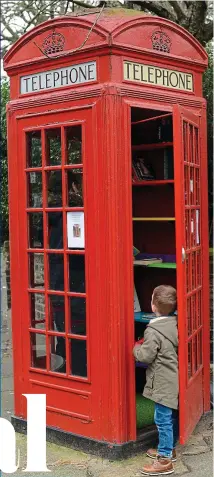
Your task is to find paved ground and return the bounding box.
[1,253,213,476]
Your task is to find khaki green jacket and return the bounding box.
[133,316,178,410]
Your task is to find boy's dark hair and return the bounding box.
[152,285,177,316]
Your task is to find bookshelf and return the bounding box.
[134,262,176,269]
[131,112,172,126]
[132,180,174,186]
[133,217,175,221]
[132,142,173,152]
[147,262,176,269]
[132,108,176,356]
[134,312,154,323]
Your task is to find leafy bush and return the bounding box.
[0,78,10,244]
[203,43,213,244]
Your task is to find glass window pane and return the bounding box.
[31,333,46,369]
[49,336,66,371]
[30,293,45,328]
[70,339,87,377]
[67,170,83,207]
[46,128,61,165]
[48,212,63,249]
[188,341,192,379]
[26,131,42,168]
[69,297,86,335]
[49,295,65,332]
[198,330,202,366]
[66,126,82,165]
[27,172,43,208]
[48,254,64,291]
[29,212,43,248]
[47,171,62,207]
[29,253,44,289]
[69,254,85,293]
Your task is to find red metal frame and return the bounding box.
[173,105,209,443]
[14,108,104,437]
[4,11,209,448]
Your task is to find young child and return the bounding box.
[133,285,178,476]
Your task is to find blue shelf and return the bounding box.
[135,311,177,323]
[136,362,148,368]
[134,312,155,323]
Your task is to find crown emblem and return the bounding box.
[42,31,65,55]
[152,30,171,53]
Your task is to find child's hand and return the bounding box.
[135,337,144,346]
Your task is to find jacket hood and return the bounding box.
[148,316,178,348]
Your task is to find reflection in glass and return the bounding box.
[49,295,65,332]
[49,336,66,372]
[67,169,83,207]
[29,213,43,248]
[188,341,192,379]
[28,172,43,208]
[26,131,42,168]
[30,293,45,328]
[48,212,63,249]
[31,333,46,369]
[46,128,61,165]
[69,254,85,293]
[29,253,44,288]
[48,253,64,291]
[69,297,86,335]
[47,171,62,207]
[70,339,87,377]
[66,126,82,164]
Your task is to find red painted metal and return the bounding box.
[4,9,209,448]
[132,142,173,151]
[132,113,173,125]
[132,180,174,186]
[173,105,209,443]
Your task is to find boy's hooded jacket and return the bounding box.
[133,316,178,409]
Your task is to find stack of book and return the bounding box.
[132,157,155,181]
[134,258,163,266]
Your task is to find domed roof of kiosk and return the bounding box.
[4,7,208,71]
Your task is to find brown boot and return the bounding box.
[146,448,177,462]
[141,457,174,475]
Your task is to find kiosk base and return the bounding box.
[11,415,158,460]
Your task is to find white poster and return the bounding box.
[67,212,85,248]
[196,210,200,245]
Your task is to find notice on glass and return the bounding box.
[196,210,200,245]
[67,212,85,248]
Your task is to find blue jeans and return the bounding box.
[154,403,179,459]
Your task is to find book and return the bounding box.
[134,258,163,266]
[132,157,155,181]
[133,246,140,257]
[164,149,174,179]
[132,162,141,181]
[157,117,173,142]
[134,286,141,312]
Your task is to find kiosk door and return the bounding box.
[173,106,205,444]
[15,107,100,438]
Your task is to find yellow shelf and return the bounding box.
[133,217,175,221]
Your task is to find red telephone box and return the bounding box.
[4,8,210,457]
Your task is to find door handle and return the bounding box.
[182,247,186,263]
